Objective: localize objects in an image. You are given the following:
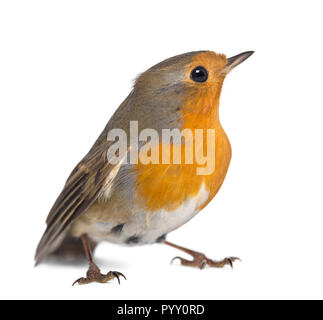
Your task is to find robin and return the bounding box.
[35,50,254,285]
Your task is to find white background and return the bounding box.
[0,0,322,300]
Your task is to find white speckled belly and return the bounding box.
[87,182,209,245]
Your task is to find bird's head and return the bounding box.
[130,50,254,130]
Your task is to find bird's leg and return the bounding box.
[163,240,240,269]
[72,234,126,286]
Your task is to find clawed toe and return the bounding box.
[170,256,183,264]
[69,236,126,286]
[164,241,241,271]
[72,278,83,286]
[108,271,127,284]
[226,257,241,268]
[207,256,241,269]
[72,264,126,286]
[170,254,241,270]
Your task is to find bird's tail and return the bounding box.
[35,233,97,265]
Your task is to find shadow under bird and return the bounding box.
[35,50,254,285]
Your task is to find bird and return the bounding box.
[35,50,254,285]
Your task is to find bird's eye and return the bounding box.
[190,66,208,82]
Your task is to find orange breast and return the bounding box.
[132,79,232,213]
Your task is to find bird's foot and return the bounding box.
[171,251,240,269]
[72,262,126,286]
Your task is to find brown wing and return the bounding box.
[34,144,117,265]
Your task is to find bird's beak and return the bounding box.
[224,51,254,74]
